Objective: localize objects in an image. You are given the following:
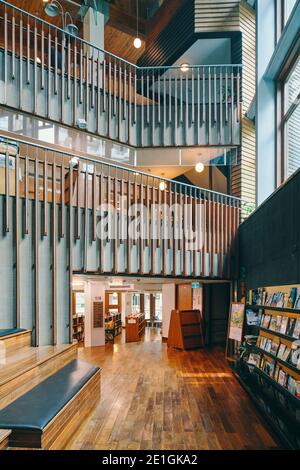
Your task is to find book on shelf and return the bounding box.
[246,309,262,326]
[287,288,298,308]
[294,294,300,309]
[270,339,280,356]
[248,353,261,366]
[262,314,271,329]
[292,318,300,339]
[269,316,277,331]
[286,318,296,337]
[277,344,286,360]
[280,317,289,335]
[278,370,287,387]
[282,347,291,362]
[275,315,282,332]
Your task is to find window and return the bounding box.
[282,57,300,179]
[283,0,297,25]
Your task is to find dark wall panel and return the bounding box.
[239,170,300,289]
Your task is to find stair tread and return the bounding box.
[0,429,11,441]
[0,344,76,386]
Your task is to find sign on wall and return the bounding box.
[93,301,104,328]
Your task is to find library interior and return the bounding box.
[0,0,299,452]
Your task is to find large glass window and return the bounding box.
[283,57,300,178]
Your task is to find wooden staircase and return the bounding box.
[0,330,101,449]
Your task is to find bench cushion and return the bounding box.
[0,328,26,338]
[0,359,100,432]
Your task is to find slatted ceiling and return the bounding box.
[137,0,194,67]
[194,0,240,32]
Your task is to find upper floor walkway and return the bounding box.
[0,1,242,149]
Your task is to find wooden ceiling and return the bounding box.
[104,25,145,64]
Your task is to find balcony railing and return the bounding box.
[0,1,242,148]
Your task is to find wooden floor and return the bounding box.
[66,328,278,450]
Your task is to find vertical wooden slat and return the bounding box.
[60,159,65,239]
[150,181,155,275]
[99,168,104,273]
[85,51,89,122]
[84,162,88,272]
[54,31,58,94]
[15,151,20,328]
[172,184,177,276]
[34,158,39,346]
[52,159,57,345]
[73,38,77,127]
[220,68,223,144]
[126,174,131,273]
[208,66,211,144]
[91,49,95,108]
[113,170,118,273]
[102,58,106,112]
[182,185,187,276]
[5,148,9,232]
[79,46,83,104]
[61,32,65,122]
[68,162,73,343]
[33,21,37,114]
[41,24,45,90]
[43,154,47,237]
[19,16,23,109]
[76,162,81,240]
[3,7,7,104]
[139,176,143,274]
[25,149,29,235]
[26,18,30,84]
[92,163,97,242]
[11,11,15,79]
[67,36,72,97]
[47,29,51,119]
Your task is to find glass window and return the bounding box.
[284,0,297,25]
[283,57,300,178]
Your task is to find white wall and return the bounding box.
[162,284,176,338]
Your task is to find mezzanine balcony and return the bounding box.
[0,1,242,148]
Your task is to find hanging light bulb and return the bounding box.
[134,37,142,49]
[195,162,204,173]
[134,0,142,49]
[159,181,166,191]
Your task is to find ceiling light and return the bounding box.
[36,57,41,64]
[195,162,204,173]
[180,63,189,73]
[159,181,166,191]
[133,37,142,49]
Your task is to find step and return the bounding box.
[0,343,77,410]
[0,360,101,449]
[0,329,32,352]
[0,429,11,450]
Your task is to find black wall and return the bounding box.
[203,283,230,346]
[239,169,300,289]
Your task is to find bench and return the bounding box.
[0,359,101,449]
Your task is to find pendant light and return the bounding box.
[134,0,142,49]
[195,162,205,173]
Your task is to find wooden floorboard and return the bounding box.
[64,328,278,450]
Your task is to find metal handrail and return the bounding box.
[0,132,242,204]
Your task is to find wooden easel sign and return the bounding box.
[226,302,245,359]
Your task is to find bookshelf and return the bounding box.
[105,313,122,337]
[125,313,146,343]
[235,284,300,449]
[72,291,85,343]
[167,309,204,350]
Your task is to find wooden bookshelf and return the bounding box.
[167,309,204,350]
[105,313,122,337]
[125,313,146,343]
[72,291,85,343]
[236,284,300,449]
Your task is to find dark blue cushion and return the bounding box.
[0,359,100,432]
[0,328,26,338]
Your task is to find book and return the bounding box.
[269,316,277,331]
[276,292,286,308]
[246,309,262,326]
[292,318,300,339]
[287,376,296,395]
[248,353,261,366]
[286,318,296,336]
[289,347,300,367]
[274,364,281,382]
[286,288,297,308]
[270,339,280,356]
[265,339,272,353]
[296,381,300,399]
[282,347,291,362]
[277,344,286,359]
[271,293,279,307]
[280,317,288,335]
[275,315,282,332]
[294,294,300,309]
[262,314,271,329]
[278,370,287,387]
